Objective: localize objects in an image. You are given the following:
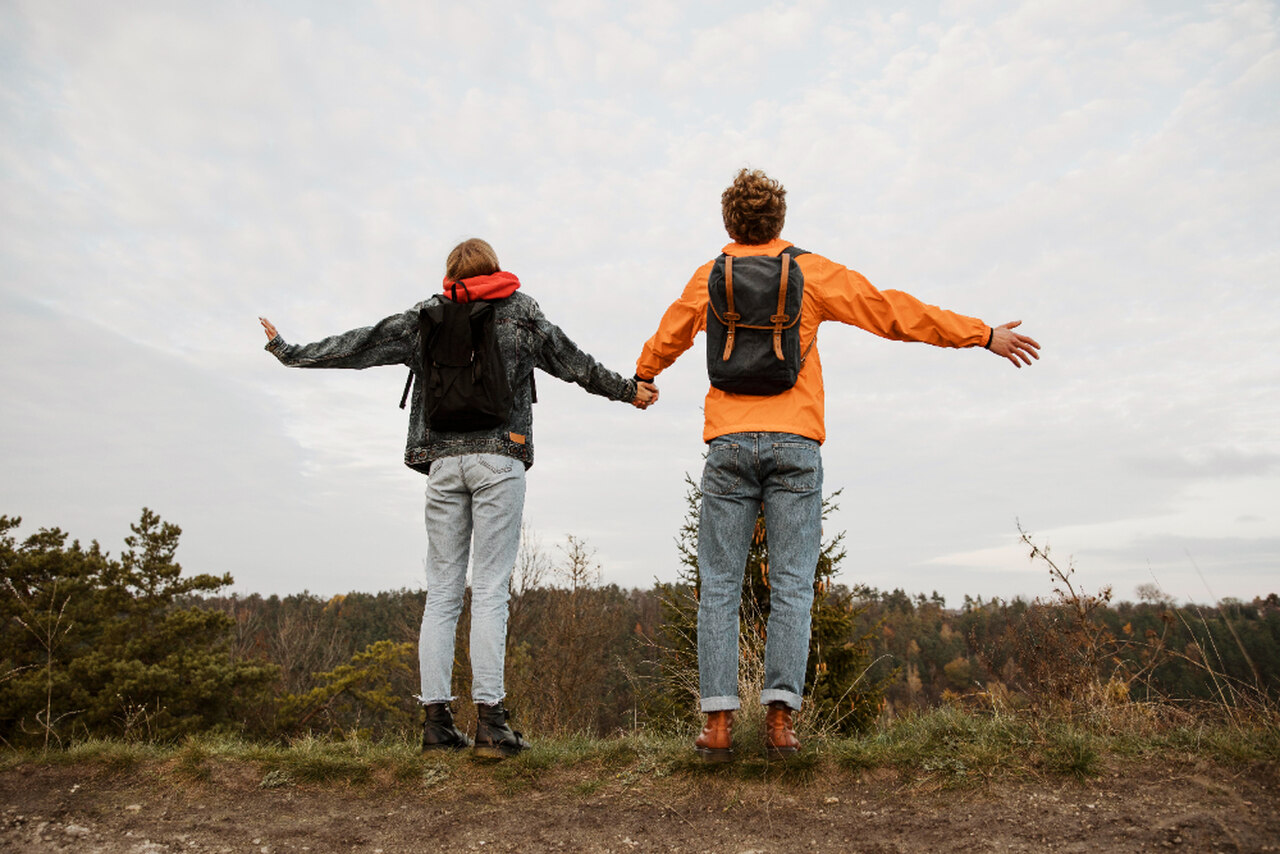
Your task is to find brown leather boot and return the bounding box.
[765,701,800,759]
[694,710,734,763]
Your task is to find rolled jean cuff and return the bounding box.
[700,695,741,713]
[473,691,506,706]
[760,689,802,711]
[415,694,456,705]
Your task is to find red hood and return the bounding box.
[442,271,521,302]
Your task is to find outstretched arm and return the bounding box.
[986,320,1040,368]
[258,309,418,370]
[531,306,639,405]
[634,263,712,383]
[814,260,1041,367]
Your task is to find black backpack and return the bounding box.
[399,298,513,432]
[705,249,811,395]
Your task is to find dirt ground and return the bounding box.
[2,756,1277,853]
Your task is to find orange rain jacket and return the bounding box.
[635,239,992,445]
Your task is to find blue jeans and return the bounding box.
[418,454,526,706]
[698,432,823,712]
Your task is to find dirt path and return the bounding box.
[2,757,1277,853]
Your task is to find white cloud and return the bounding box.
[928,474,1280,604]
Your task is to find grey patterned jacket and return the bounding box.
[266,290,638,471]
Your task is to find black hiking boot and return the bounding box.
[421,702,470,751]
[473,702,530,759]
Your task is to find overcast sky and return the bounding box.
[2,0,1277,608]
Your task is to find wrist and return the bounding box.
[983,327,994,350]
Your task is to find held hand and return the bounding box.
[988,320,1040,368]
[259,317,279,341]
[632,381,659,410]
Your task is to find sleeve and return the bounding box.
[265,307,420,370]
[814,260,989,348]
[529,303,637,403]
[634,261,713,380]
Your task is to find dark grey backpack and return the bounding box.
[705,249,811,395]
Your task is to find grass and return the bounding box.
[48,739,162,771]
[3,706,1274,793]
[831,706,1038,785]
[1041,726,1102,779]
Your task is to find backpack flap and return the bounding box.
[426,301,480,367]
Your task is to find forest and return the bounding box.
[2,502,1278,749]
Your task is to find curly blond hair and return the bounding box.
[721,168,787,245]
[445,238,500,280]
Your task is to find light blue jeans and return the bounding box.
[418,454,526,706]
[697,432,823,713]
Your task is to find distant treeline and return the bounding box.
[860,587,1280,711]
[3,509,1277,748]
[196,583,1280,734]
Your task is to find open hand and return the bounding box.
[632,381,659,410]
[259,317,279,341]
[989,320,1040,368]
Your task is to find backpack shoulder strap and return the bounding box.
[400,369,414,409]
[784,248,815,367]
[721,256,741,361]
[399,305,431,410]
[770,253,792,360]
[400,302,441,410]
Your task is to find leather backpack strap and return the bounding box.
[722,256,740,361]
[770,253,791,360]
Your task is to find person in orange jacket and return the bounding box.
[635,168,1040,761]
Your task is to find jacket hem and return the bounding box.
[406,438,534,473]
[704,424,824,445]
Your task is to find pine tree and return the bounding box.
[277,639,416,738]
[1,510,276,746]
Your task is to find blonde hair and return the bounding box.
[445,238,500,280]
[721,169,787,245]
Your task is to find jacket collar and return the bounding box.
[722,238,794,257]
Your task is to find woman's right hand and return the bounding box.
[259,317,279,341]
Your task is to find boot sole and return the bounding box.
[695,746,734,764]
[473,744,524,760]
[422,742,470,752]
[765,745,799,761]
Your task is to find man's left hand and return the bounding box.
[989,320,1040,368]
